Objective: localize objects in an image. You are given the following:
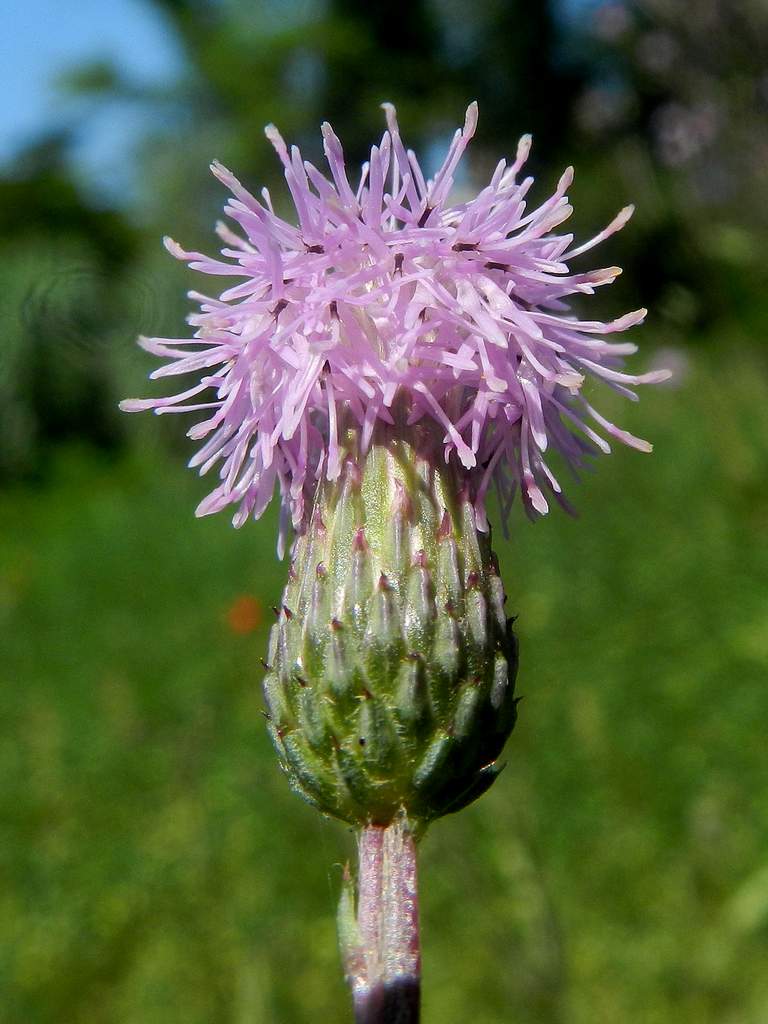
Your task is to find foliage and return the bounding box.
[1,345,767,1022]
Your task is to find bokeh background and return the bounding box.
[2,1,767,1021]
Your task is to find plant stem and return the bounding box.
[340,819,421,1023]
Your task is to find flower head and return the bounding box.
[122,103,668,543]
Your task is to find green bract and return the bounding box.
[262,425,518,828]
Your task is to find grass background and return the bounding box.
[2,336,767,1023]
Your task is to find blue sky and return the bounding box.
[0,0,182,182]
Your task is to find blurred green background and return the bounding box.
[2,1,767,1021]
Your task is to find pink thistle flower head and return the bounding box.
[122,103,669,546]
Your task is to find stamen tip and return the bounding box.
[464,100,479,134]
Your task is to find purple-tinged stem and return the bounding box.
[340,819,421,1023]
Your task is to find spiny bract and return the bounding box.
[262,430,518,826]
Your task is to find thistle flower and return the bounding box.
[122,103,668,1023]
[121,102,669,551]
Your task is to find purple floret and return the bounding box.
[122,103,669,539]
